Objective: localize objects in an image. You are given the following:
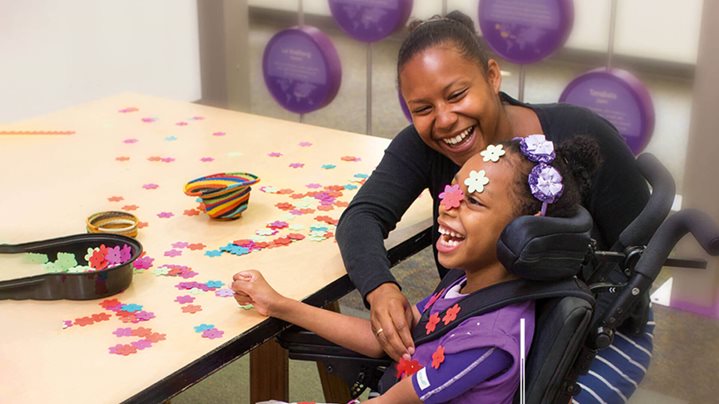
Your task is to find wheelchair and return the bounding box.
[278,154,719,403]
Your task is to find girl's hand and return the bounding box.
[231,270,283,316]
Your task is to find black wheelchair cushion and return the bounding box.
[497,206,593,281]
[519,296,594,404]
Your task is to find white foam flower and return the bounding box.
[480,144,506,162]
[464,170,490,193]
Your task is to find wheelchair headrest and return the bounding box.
[497,206,593,281]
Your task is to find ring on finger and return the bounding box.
[375,328,384,337]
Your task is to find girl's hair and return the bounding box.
[397,11,490,83]
[502,135,602,218]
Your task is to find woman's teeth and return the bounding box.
[443,126,473,146]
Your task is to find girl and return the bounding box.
[336,11,652,403]
[232,135,599,403]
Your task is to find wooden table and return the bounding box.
[0,94,431,403]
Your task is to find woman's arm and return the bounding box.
[231,270,386,358]
[336,126,433,301]
[336,127,435,360]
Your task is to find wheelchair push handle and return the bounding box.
[612,153,676,252]
[602,209,719,330]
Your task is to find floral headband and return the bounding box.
[438,135,563,215]
[515,134,563,216]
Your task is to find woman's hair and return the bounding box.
[502,135,602,218]
[397,11,490,82]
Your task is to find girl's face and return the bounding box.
[400,44,503,167]
[436,152,517,271]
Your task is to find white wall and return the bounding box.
[0,0,200,123]
[250,0,703,65]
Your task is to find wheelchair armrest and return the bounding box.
[277,325,392,367]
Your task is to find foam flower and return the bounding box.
[439,184,463,209]
[423,288,446,312]
[519,134,555,163]
[396,358,423,379]
[426,312,441,335]
[480,144,506,162]
[529,164,564,204]
[464,170,489,194]
[431,345,446,369]
[442,304,461,325]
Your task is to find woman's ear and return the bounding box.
[486,59,502,94]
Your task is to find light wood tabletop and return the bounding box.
[0,93,431,403]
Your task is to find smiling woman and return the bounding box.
[336,10,654,404]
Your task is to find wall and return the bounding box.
[0,0,201,122]
[249,0,704,65]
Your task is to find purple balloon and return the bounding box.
[559,68,655,155]
[329,0,413,43]
[478,0,573,64]
[262,26,342,114]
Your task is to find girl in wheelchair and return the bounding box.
[232,134,599,403]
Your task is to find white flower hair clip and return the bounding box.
[480,144,506,162]
[464,170,489,193]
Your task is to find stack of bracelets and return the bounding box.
[86,211,139,238]
[183,172,260,220]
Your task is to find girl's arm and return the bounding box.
[365,377,421,404]
[231,270,386,358]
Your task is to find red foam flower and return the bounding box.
[74,316,94,326]
[91,312,112,322]
[442,303,461,325]
[184,209,200,216]
[431,345,446,369]
[100,298,122,309]
[272,237,292,246]
[132,327,153,337]
[89,249,108,270]
[396,358,423,379]
[426,312,440,335]
[181,304,202,314]
[439,184,464,209]
[275,202,295,211]
[145,332,166,343]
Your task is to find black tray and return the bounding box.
[0,233,142,300]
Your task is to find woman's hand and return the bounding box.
[367,283,416,361]
[231,270,284,317]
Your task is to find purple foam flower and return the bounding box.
[133,256,154,270]
[175,295,195,304]
[113,327,134,337]
[519,134,556,163]
[134,311,155,321]
[528,163,564,204]
[164,249,182,257]
[131,339,153,350]
[202,328,225,339]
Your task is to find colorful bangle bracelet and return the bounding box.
[86,211,139,237]
[184,172,260,220]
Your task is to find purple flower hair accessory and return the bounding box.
[518,134,555,163]
[514,134,563,215]
[528,163,564,215]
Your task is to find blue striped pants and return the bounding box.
[573,308,655,404]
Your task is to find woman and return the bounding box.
[336,11,652,403]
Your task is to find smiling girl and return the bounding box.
[232,135,599,403]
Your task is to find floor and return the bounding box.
[173,15,718,404]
